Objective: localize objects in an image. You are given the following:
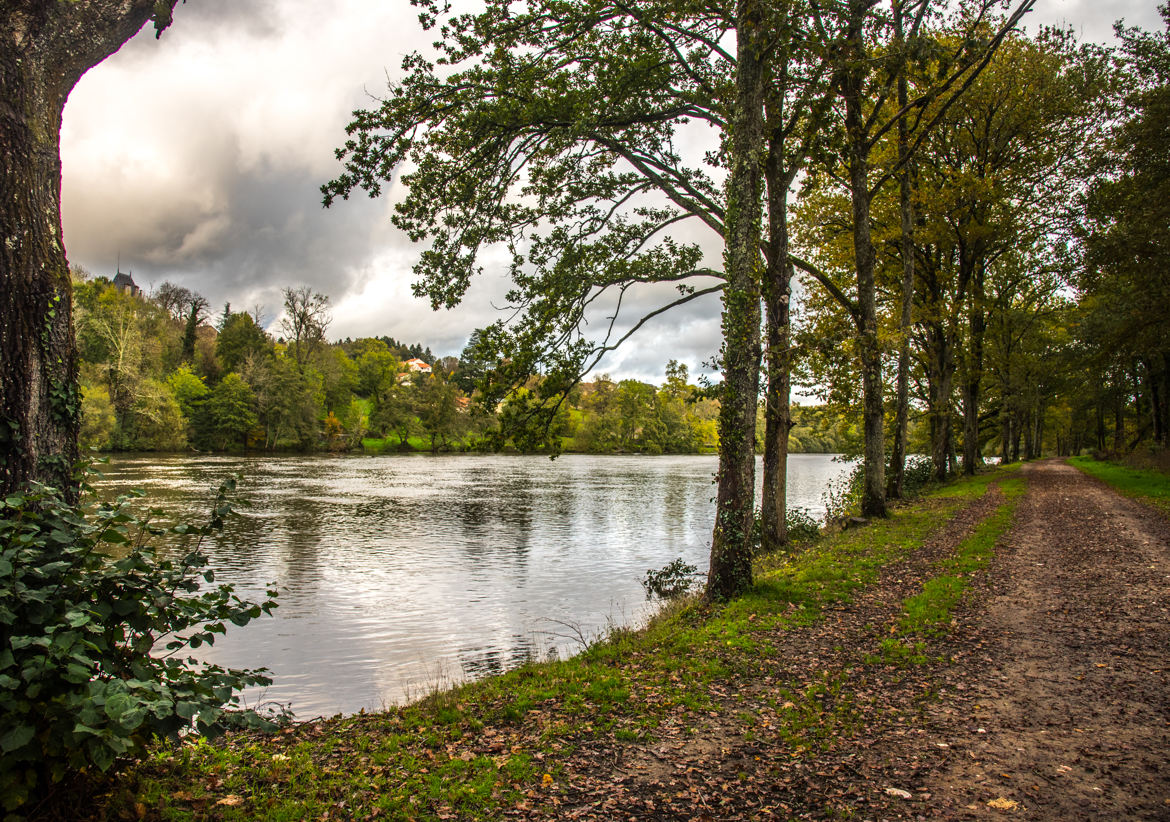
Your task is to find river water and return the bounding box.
[94,453,852,717]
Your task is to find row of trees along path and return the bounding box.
[3,2,1166,608]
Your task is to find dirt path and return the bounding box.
[525,460,1170,820]
[917,460,1170,819]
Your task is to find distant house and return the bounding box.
[403,358,432,373]
[455,396,471,413]
[112,270,140,297]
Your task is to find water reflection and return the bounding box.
[93,453,851,717]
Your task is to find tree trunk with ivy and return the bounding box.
[841,12,887,520]
[706,0,765,602]
[887,5,915,500]
[0,2,177,499]
[759,140,797,555]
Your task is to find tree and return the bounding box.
[206,373,258,450]
[180,292,210,364]
[813,0,1035,514]
[1,1,182,497]
[216,311,271,373]
[414,373,464,452]
[1078,6,1170,448]
[154,281,193,320]
[326,0,815,598]
[279,286,331,369]
[706,0,766,600]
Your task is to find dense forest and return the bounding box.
[71,271,855,455]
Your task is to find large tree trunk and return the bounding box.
[759,135,797,554]
[961,267,986,475]
[0,2,176,499]
[843,37,886,519]
[0,50,78,497]
[926,325,953,482]
[887,5,915,501]
[707,0,764,601]
[1113,374,1126,454]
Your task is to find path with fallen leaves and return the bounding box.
[519,460,1170,820]
[914,460,1170,819]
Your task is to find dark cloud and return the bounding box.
[60,0,1162,374]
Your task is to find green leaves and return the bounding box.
[0,725,34,754]
[0,476,280,811]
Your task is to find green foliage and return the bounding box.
[216,312,272,374]
[79,386,116,451]
[0,476,279,812]
[1069,456,1170,516]
[822,463,864,521]
[641,558,702,600]
[206,374,259,450]
[785,507,821,542]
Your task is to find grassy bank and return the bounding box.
[97,467,1022,821]
[1068,456,1170,516]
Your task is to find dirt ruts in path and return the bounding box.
[528,479,1011,820]
[919,460,1170,819]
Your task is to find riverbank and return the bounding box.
[81,464,1032,820]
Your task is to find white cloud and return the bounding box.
[59,0,1163,370]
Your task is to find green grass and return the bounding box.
[877,477,1025,665]
[361,434,437,453]
[103,467,1021,821]
[1068,455,1170,516]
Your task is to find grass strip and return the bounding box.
[1068,456,1170,516]
[103,468,1019,821]
[877,477,1025,665]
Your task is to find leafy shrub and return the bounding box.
[822,462,864,521]
[641,558,702,600]
[900,454,936,497]
[785,507,821,542]
[0,475,278,812]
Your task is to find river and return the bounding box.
[93,453,853,717]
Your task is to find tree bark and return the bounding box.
[707,0,764,601]
[0,2,177,499]
[1113,374,1126,454]
[887,31,915,500]
[926,323,953,481]
[961,263,986,474]
[842,6,886,519]
[759,132,797,555]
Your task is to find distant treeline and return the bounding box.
[73,271,853,455]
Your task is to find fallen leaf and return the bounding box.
[217,795,244,807]
[987,797,1020,811]
[542,773,554,786]
[885,787,912,800]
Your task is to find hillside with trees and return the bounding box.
[71,271,856,456]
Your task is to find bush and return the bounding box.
[900,454,936,497]
[0,475,278,812]
[641,558,702,600]
[822,462,864,521]
[785,507,821,542]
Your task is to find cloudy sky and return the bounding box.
[60,0,1162,381]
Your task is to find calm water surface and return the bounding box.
[95,453,852,717]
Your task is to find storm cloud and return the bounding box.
[59,0,1161,383]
